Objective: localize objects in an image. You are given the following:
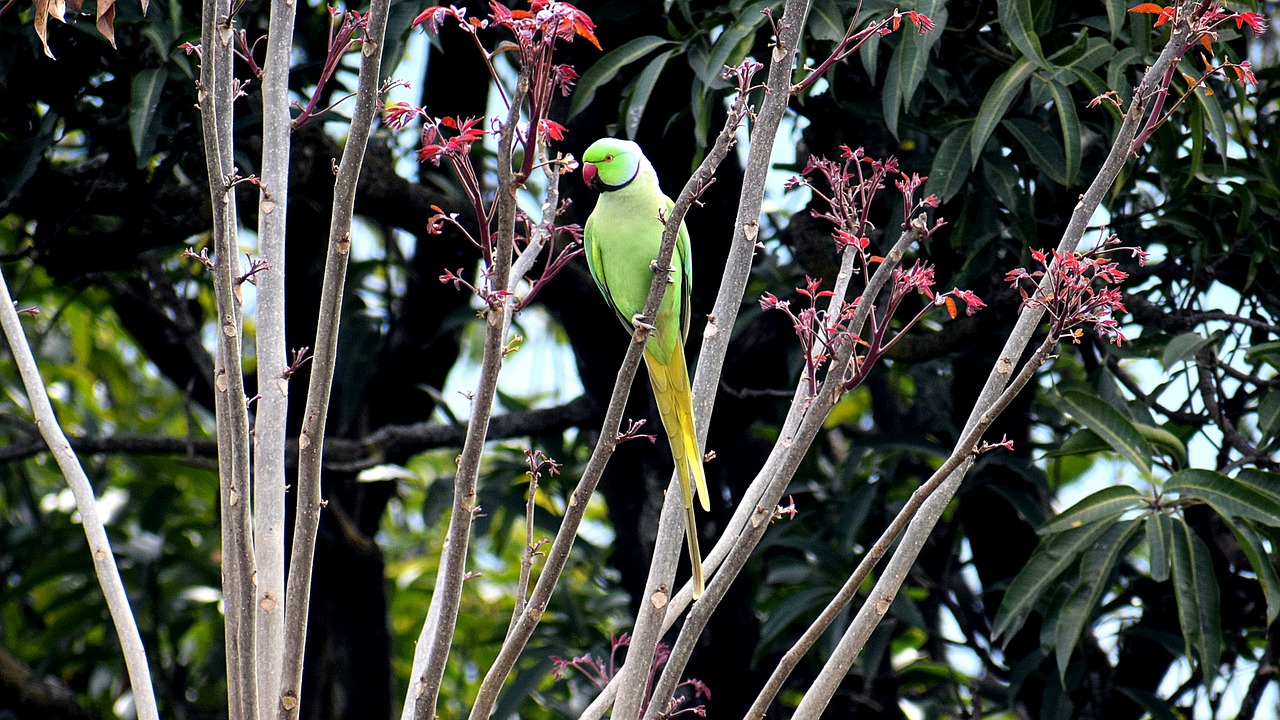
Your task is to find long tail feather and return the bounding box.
[645,343,708,598]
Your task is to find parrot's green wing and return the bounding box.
[582,212,631,329]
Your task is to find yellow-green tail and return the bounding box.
[644,343,709,599]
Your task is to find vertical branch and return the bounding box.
[610,1,812,717]
[0,276,162,720]
[787,7,1197,717]
[640,220,919,720]
[252,0,300,716]
[198,0,257,717]
[402,70,529,720]
[275,1,392,718]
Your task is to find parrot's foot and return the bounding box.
[648,259,678,284]
[630,314,656,342]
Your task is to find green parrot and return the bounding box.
[581,138,710,599]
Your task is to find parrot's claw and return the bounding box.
[630,314,656,342]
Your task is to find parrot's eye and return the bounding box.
[604,154,615,162]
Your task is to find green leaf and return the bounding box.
[1145,511,1173,582]
[807,0,848,42]
[1189,65,1230,171]
[1058,391,1154,477]
[1235,469,1280,508]
[1054,519,1142,682]
[1170,517,1222,686]
[1039,485,1143,535]
[1228,520,1280,624]
[993,521,1114,644]
[1115,687,1182,720]
[1004,117,1067,186]
[1167,469,1280,527]
[1058,36,1115,73]
[1104,0,1127,39]
[621,49,676,139]
[1046,79,1080,186]
[568,36,675,120]
[694,1,771,87]
[1134,422,1187,469]
[1161,331,1215,370]
[969,57,1036,166]
[892,0,947,122]
[130,68,167,166]
[1044,428,1110,458]
[998,0,1047,67]
[1245,340,1280,365]
[1256,388,1280,443]
[923,122,972,203]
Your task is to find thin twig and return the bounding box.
[198,0,257,715]
[277,1,392,717]
[252,0,300,713]
[788,5,1198,714]
[0,275,161,720]
[404,64,529,720]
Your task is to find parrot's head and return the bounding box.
[582,138,641,192]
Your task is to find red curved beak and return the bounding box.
[582,162,598,188]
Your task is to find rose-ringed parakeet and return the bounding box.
[581,138,710,599]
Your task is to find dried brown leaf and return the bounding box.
[96,0,115,48]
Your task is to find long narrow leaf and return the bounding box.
[1170,518,1222,686]
[1167,469,1280,527]
[1046,79,1080,186]
[969,57,1036,165]
[1058,390,1153,477]
[998,0,1047,67]
[923,123,972,202]
[1145,511,1173,582]
[1228,520,1280,624]
[568,36,674,120]
[993,521,1113,644]
[1054,519,1142,682]
[622,49,676,139]
[1039,485,1143,535]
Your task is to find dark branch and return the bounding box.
[0,395,598,469]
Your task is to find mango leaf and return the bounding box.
[1166,469,1280,527]
[998,0,1047,68]
[1003,118,1067,186]
[1256,389,1280,443]
[1116,687,1182,720]
[1170,517,1222,687]
[1044,428,1110,458]
[1145,511,1173,582]
[693,1,771,88]
[1189,61,1230,170]
[1104,0,1127,39]
[1244,340,1280,367]
[1039,485,1143,535]
[1054,519,1142,682]
[1228,520,1280,624]
[1046,79,1081,186]
[993,520,1114,644]
[887,0,947,136]
[1161,331,1215,370]
[130,69,167,167]
[1056,36,1115,73]
[923,122,972,203]
[969,57,1036,166]
[568,36,675,120]
[1058,390,1153,477]
[807,0,848,42]
[1139,424,1187,469]
[1236,469,1280,507]
[621,49,676,139]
